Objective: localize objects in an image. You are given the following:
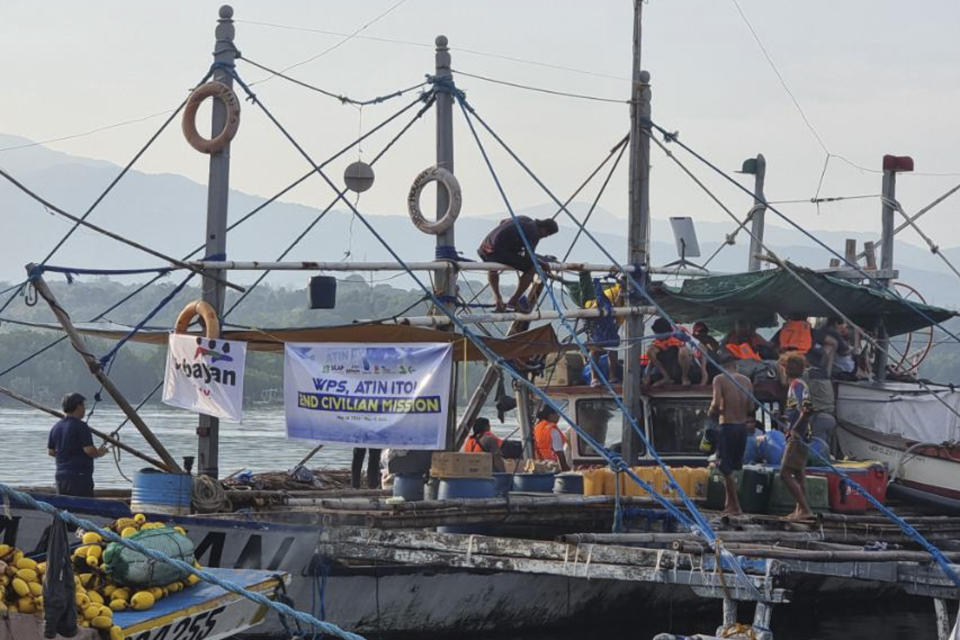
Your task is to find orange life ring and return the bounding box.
[182,81,240,154]
[174,300,221,338]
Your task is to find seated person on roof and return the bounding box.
[723,319,778,361]
[584,281,623,386]
[772,312,814,355]
[814,316,856,378]
[478,216,559,312]
[691,321,722,382]
[643,317,699,386]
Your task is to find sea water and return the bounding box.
[0,406,941,639]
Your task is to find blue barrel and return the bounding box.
[492,472,513,496]
[131,469,192,516]
[553,473,584,495]
[513,472,556,493]
[437,477,495,534]
[393,473,425,501]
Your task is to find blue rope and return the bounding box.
[460,94,960,589]
[436,245,473,261]
[645,117,960,349]
[230,67,706,535]
[94,272,195,368]
[0,482,365,640]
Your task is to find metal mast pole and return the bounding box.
[876,167,897,381]
[747,154,767,272]
[622,0,650,466]
[435,35,458,450]
[197,5,237,479]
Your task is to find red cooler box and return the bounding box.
[808,462,888,513]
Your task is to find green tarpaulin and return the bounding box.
[643,266,954,336]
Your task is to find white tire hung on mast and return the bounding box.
[407,166,461,235]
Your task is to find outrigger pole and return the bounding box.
[186,260,712,277]
[621,0,651,466]
[25,266,184,473]
[197,5,238,479]
[363,303,656,327]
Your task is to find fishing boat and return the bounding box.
[4,2,960,639]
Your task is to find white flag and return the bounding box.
[162,333,247,422]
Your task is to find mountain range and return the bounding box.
[1,133,958,309]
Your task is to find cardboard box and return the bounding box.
[430,452,493,478]
[538,352,584,387]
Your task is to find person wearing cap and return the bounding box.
[47,393,107,497]
[691,321,721,382]
[478,216,559,312]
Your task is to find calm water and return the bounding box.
[0,407,943,639]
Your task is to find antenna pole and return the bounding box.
[435,35,459,450]
[198,5,237,479]
[622,0,651,466]
[747,154,767,272]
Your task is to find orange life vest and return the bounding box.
[652,336,684,350]
[462,433,503,453]
[725,342,761,361]
[778,320,813,354]
[533,419,567,461]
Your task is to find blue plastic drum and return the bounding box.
[393,473,425,501]
[131,469,192,516]
[437,477,496,534]
[512,472,557,493]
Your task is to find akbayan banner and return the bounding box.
[284,342,453,448]
[162,333,247,422]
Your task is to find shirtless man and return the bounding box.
[708,351,755,516]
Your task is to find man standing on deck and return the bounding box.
[478,216,559,312]
[47,393,107,497]
[708,353,755,516]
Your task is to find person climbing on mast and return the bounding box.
[478,216,559,312]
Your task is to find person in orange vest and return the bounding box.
[461,417,506,472]
[773,313,813,355]
[643,317,697,386]
[533,407,570,471]
[723,319,775,361]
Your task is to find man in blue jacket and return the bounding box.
[47,393,106,497]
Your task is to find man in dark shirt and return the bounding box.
[478,216,558,312]
[47,393,106,497]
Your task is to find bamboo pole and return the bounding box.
[0,384,169,471]
[365,304,656,327]
[26,268,184,473]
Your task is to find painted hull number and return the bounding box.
[133,606,225,640]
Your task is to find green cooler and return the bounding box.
[769,472,829,514]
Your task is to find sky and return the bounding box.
[1,0,959,247]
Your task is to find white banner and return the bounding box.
[283,342,453,449]
[162,333,247,422]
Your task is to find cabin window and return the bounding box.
[574,398,633,456]
[649,398,711,455]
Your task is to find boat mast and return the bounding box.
[622,0,651,465]
[434,35,459,450]
[745,154,767,272]
[198,5,237,479]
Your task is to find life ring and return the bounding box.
[182,81,241,154]
[174,300,221,338]
[407,166,461,235]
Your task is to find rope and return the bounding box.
[646,117,960,349]
[454,89,960,590]
[192,474,232,513]
[0,92,428,384]
[452,69,630,104]
[94,272,195,368]
[229,69,738,573]
[644,132,960,586]
[223,95,436,319]
[240,56,427,106]
[0,483,365,640]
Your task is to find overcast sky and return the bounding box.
[2,0,959,249]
